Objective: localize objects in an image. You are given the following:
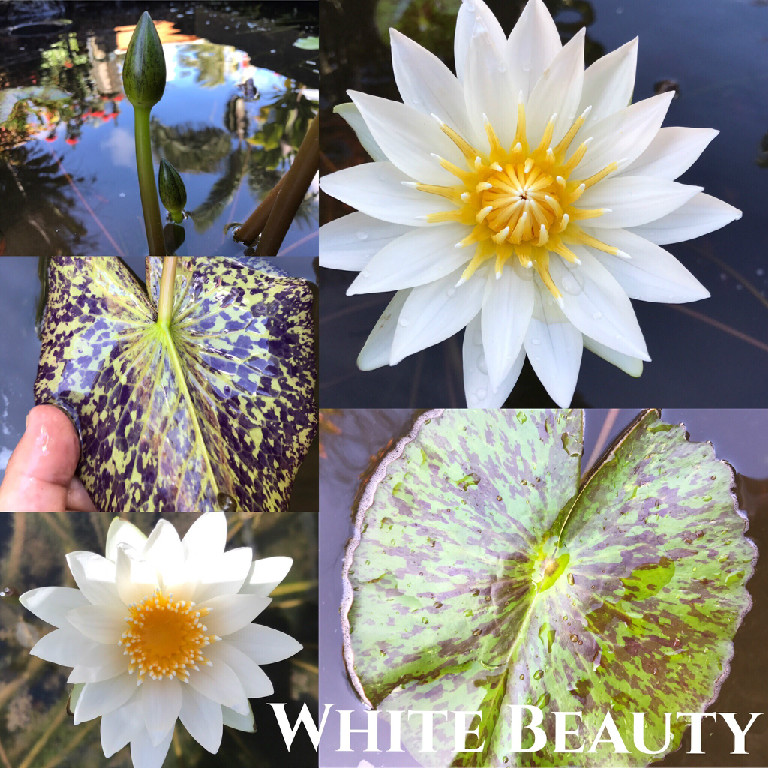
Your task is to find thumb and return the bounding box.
[0,405,81,512]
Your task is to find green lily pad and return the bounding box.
[343,410,755,766]
[294,35,319,50]
[34,256,316,518]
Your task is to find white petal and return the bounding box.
[241,557,293,599]
[583,335,644,377]
[179,686,224,753]
[68,643,129,683]
[463,22,516,150]
[389,266,486,364]
[577,176,701,229]
[549,247,650,360]
[141,679,182,746]
[391,28,474,142]
[208,642,274,698]
[334,102,387,162]
[506,0,562,99]
[20,587,87,628]
[357,290,411,371]
[183,511,226,561]
[142,520,184,576]
[628,192,741,245]
[319,213,411,271]
[349,91,464,185]
[583,227,710,302]
[524,283,583,407]
[624,127,718,180]
[115,546,159,607]
[455,0,507,84]
[222,703,255,732]
[348,224,471,294]
[321,162,455,226]
[105,519,147,563]
[227,623,303,665]
[187,658,249,714]
[191,548,253,604]
[573,92,673,179]
[463,314,525,408]
[67,603,127,645]
[101,696,144,757]
[30,626,98,667]
[130,726,174,768]
[481,267,534,389]
[527,29,585,147]
[579,38,638,128]
[74,675,139,724]
[66,551,119,606]
[203,594,271,636]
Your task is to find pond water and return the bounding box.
[0,0,319,259]
[319,0,768,407]
[319,409,768,766]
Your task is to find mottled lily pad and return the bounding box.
[35,256,316,517]
[343,410,755,766]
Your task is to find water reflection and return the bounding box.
[0,1,319,258]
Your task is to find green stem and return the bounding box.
[134,105,166,257]
[157,256,177,328]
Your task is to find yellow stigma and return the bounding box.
[119,590,218,683]
[421,103,620,298]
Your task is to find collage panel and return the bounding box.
[319,0,765,408]
[319,408,768,767]
[0,1,320,766]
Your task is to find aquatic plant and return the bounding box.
[343,410,755,766]
[21,511,301,768]
[33,256,316,519]
[122,12,167,257]
[320,0,742,406]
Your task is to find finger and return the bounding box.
[0,405,81,512]
[66,477,98,513]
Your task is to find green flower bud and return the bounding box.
[122,12,167,109]
[158,158,187,223]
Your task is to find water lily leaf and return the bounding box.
[35,256,316,517]
[294,35,319,50]
[343,410,755,767]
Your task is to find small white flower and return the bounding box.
[20,512,301,768]
[320,0,741,406]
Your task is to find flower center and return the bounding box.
[479,162,560,242]
[119,590,218,682]
[419,101,622,298]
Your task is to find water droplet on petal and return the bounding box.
[475,388,487,400]
[446,287,456,297]
[398,318,409,327]
[530,338,541,346]
[592,311,603,321]
[356,231,368,241]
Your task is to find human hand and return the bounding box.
[0,405,97,512]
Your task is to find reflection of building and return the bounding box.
[113,20,197,53]
[87,34,120,98]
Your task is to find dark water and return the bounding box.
[0,1,319,259]
[319,0,768,407]
[319,409,768,766]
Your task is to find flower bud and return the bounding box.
[158,158,187,223]
[122,12,166,109]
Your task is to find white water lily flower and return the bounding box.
[20,512,301,768]
[320,0,741,406]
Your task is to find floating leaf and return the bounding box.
[343,410,755,766]
[294,35,319,50]
[35,256,316,518]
